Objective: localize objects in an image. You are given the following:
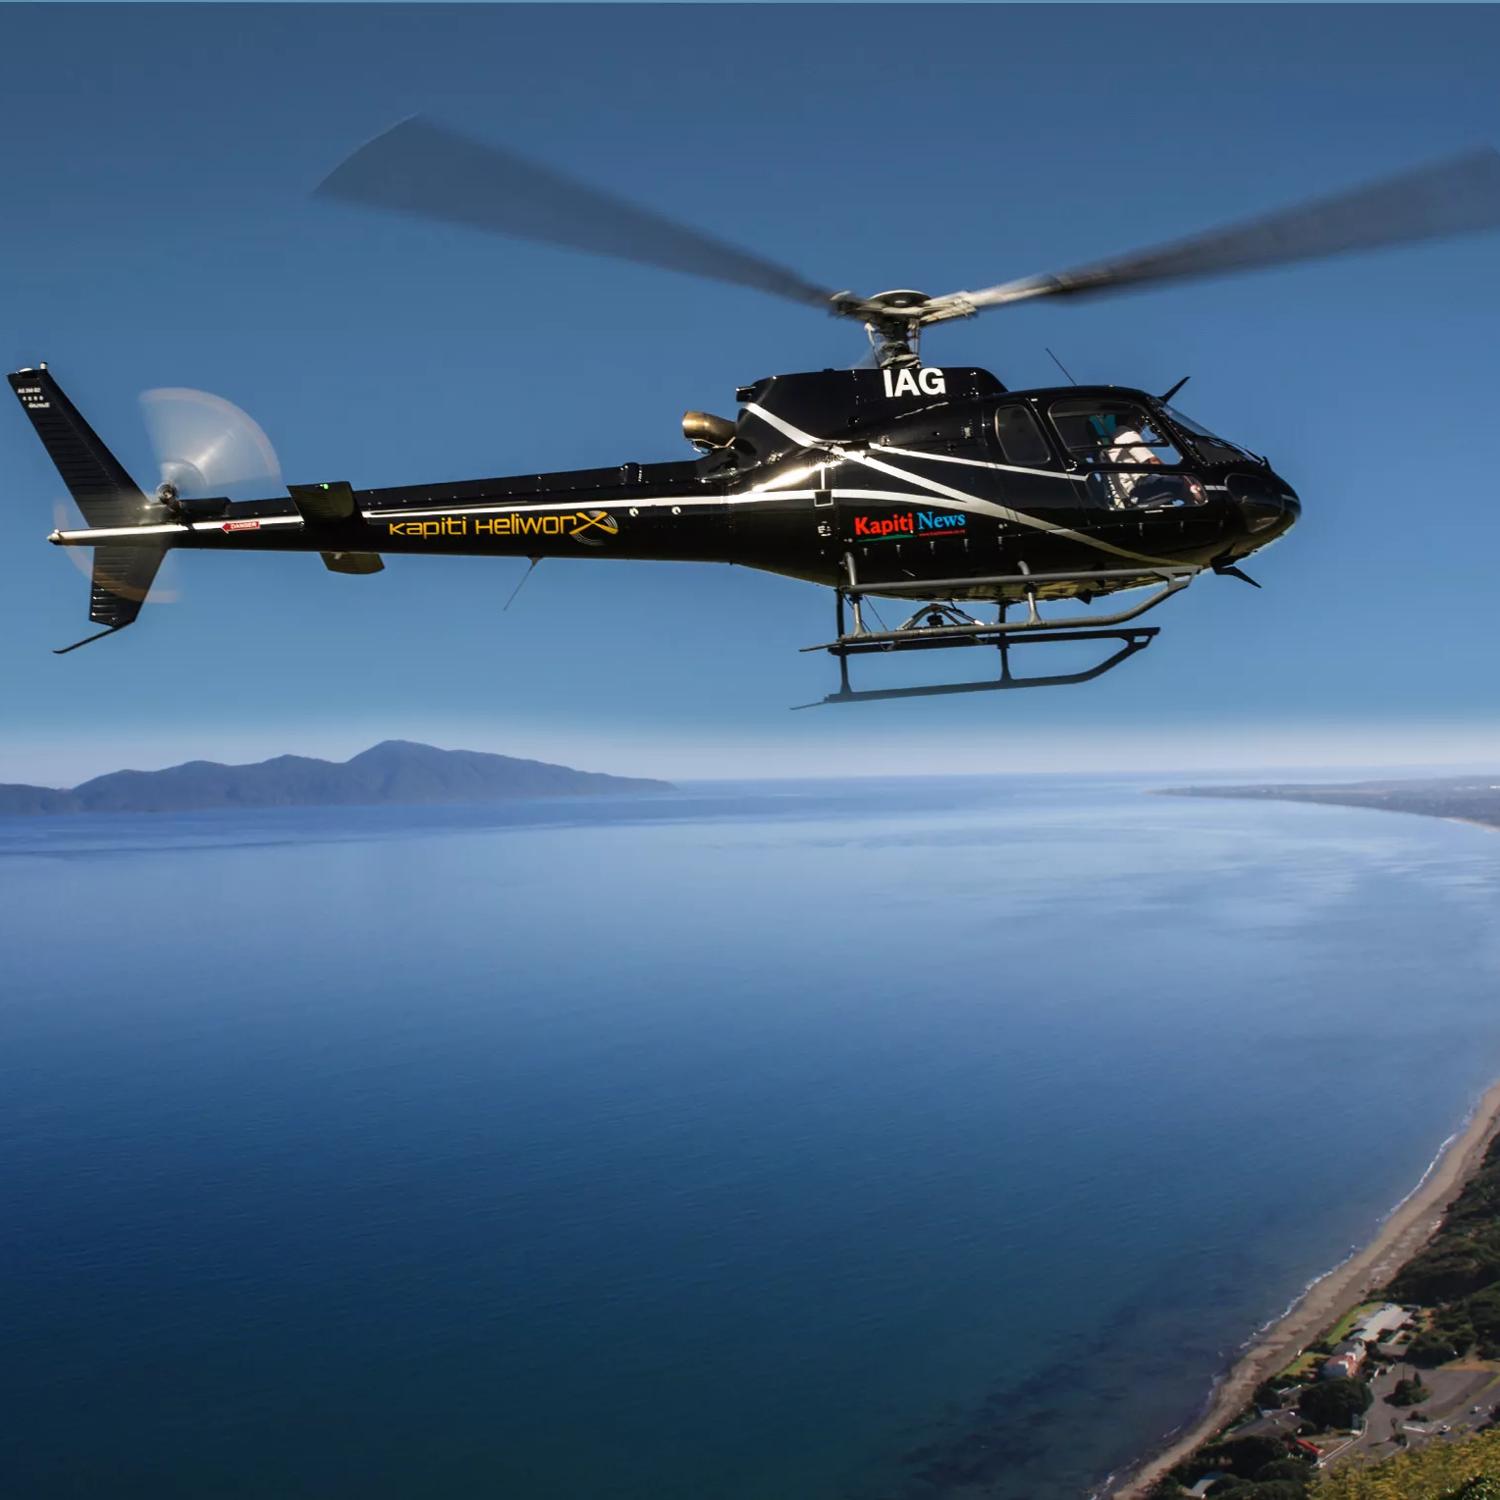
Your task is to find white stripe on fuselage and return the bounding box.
[358,492,791,522]
[53,515,305,543]
[874,444,1082,483]
[53,411,1186,572]
[742,403,1179,566]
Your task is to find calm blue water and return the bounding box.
[5,776,1500,1500]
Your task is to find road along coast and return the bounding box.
[1108,1077,1500,1499]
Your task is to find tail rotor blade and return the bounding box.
[139,387,282,500]
[53,499,91,581]
[53,498,181,604]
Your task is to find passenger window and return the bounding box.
[993,405,1052,467]
[1049,398,1182,466]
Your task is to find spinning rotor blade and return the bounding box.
[316,116,839,312]
[139,387,282,500]
[925,147,1500,322]
[53,499,181,603]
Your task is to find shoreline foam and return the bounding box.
[1105,1077,1500,1499]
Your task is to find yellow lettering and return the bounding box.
[385,516,470,538]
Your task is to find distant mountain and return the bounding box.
[0,741,673,816]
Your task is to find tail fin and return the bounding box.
[9,366,166,647]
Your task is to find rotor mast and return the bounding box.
[838,290,942,368]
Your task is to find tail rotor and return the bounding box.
[139,386,282,510]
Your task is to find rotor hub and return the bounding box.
[860,290,931,368]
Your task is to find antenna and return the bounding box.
[503,556,542,611]
[1045,347,1078,385]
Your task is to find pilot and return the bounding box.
[1091,413,1161,508]
[1104,423,1160,470]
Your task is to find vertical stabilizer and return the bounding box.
[9,367,155,527]
[9,367,166,647]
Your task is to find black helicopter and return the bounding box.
[12,122,1500,702]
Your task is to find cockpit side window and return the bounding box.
[993,404,1053,467]
[1049,398,1182,467]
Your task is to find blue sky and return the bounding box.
[3,4,1500,783]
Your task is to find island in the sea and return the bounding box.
[0,740,673,815]
[1110,774,1500,1500]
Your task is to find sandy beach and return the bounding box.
[1109,1077,1500,1499]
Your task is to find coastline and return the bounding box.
[1107,1077,1500,1499]
[1445,816,1500,837]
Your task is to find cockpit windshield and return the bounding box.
[1160,404,1255,465]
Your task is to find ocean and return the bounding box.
[4,775,1500,1499]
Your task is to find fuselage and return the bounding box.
[52,367,1300,606]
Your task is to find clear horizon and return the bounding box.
[9,724,1500,788]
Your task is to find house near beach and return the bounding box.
[1316,1305,1414,1377]
[1319,1339,1368,1380]
[1352,1304,1412,1344]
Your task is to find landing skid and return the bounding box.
[796,562,1198,707]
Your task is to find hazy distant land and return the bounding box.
[0,740,673,815]
[1161,775,1500,830]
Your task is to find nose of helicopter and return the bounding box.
[1229,470,1300,541]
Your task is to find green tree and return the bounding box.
[1465,1288,1500,1351]
[1204,1435,1291,1478]
[1390,1376,1432,1407]
[1445,1478,1500,1499]
[1409,1331,1461,1368]
[1257,1457,1314,1483]
[1298,1377,1373,1431]
[1257,1377,1290,1410]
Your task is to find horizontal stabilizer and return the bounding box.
[290,481,357,522]
[321,551,384,575]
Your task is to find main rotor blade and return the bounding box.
[317,116,839,313]
[926,148,1500,320]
